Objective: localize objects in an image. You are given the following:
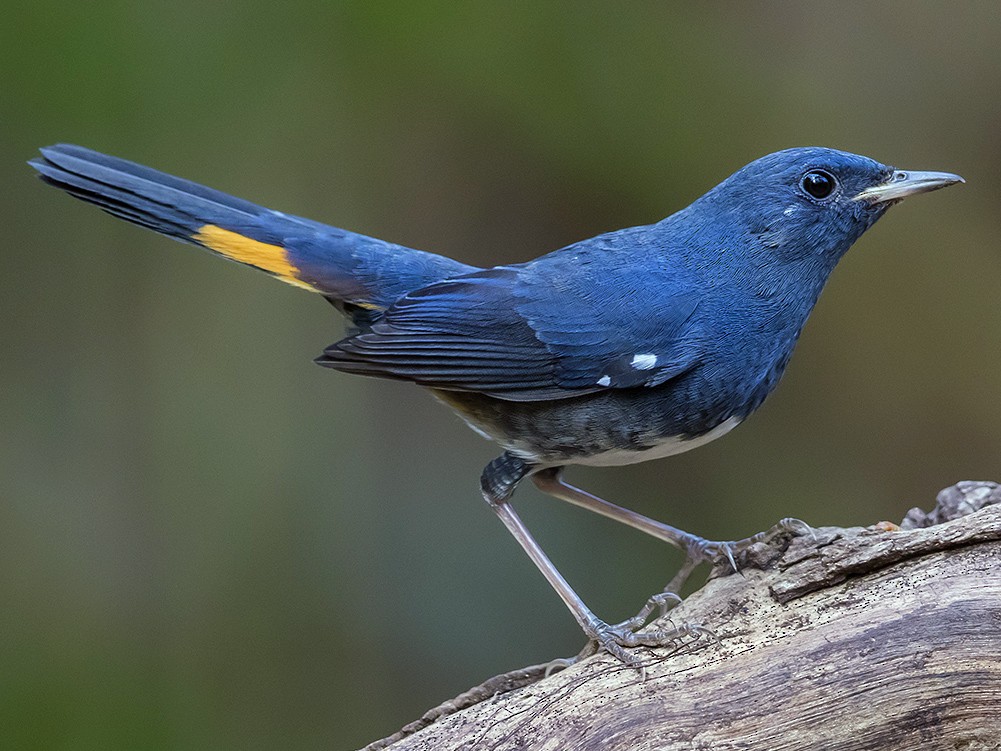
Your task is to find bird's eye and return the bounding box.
[800,170,837,200]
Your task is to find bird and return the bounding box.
[30,144,962,664]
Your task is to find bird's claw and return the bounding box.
[686,517,816,573]
[580,595,705,675]
[776,516,817,540]
[688,538,740,572]
[612,590,683,632]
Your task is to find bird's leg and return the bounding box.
[482,454,696,668]
[532,467,810,592]
[531,466,717,591]
[489,500,697,667]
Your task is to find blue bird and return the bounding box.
[30,144,962,664]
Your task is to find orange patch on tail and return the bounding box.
[193,224,316,291]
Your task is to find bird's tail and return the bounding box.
[30,144,476,312]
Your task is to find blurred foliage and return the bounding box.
[2,1,1000,748]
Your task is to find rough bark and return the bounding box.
[362,481,1001,751]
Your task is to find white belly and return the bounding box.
[571,416,743,467]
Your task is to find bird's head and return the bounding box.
[693,147,963,271]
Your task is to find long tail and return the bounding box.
[30,144,477,312]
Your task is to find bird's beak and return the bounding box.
[853,169,965,204]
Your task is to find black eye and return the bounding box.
[800,170,837,200]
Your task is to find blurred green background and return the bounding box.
[2,2,1000,748]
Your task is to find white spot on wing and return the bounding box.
[630,353,657,370]
[597,375,612,387]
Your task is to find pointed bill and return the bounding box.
[854,169,965,204]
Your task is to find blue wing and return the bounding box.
[317,231,705,402]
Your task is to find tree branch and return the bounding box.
[364,481,1001,751]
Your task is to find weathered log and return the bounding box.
[364,481,1001,751]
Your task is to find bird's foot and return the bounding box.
[667,518,815,592]
[575,592,709,675]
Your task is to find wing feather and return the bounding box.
[317,238,706,401]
